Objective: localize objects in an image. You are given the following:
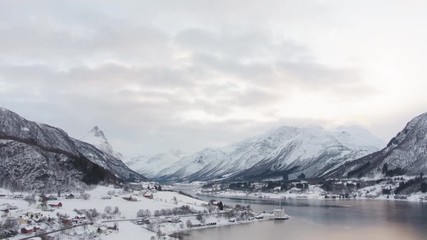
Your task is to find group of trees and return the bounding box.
[104,206,120,215]
[0,218,18,239]
[347,162,371,178]
[420,182,427,193]
[140,205,198,218]
[382,163,406,177]
[224,204,253,221]
[228,182,254,191]
[394,176,425,194]
[137,209,152,218]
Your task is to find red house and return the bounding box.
[21,227,34,234]
[21,226,40,234]
[62,218,72,226]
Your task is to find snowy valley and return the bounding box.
[2,106,427,240]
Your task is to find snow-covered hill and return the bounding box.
[0,107,146,191]
[130,125,384,182]
[327,112,427,178]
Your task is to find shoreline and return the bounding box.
[165,212,282,239]
[195,191,427,204]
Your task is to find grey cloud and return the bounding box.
[175,28,272,59]
[0,0,385,155]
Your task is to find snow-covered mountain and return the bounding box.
[0,107,146,191]
[80,126,124,160]
[137,125,384,182]
[126,150,186,178]
[235,126,384,181]
[327,112,427,178]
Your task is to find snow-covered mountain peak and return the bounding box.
[81,126,114,155]
[90,126,107,139]
[138,124,385,182]
[332,125,385,150]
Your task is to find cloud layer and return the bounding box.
[1,0,426,155]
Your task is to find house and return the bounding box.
[74,215,86,220]
[143,192,153,199]
[107,223,119,231]
[21,226,40,234]
[288,187,302,194]
[48,202,62,208]
[127,183,143,191]
[73,215,87,224]
[122,195,137,201]
[26,212,44,219]
[65,194,75,199]
[166,216,181,223]
[24,212,44,223]
[13,194,23,198]
[18,215,30,225]
[4,204,18,210]
[21,227,34,234]
[101,195,112,200]
[47,195,58,201]
[62,218,72,226]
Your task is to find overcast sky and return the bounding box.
[1,0,427,156]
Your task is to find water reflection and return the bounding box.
[184,197,427,240]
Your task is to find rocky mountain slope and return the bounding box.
[0,107,146,191]
[134,125,384,182]
[326,112,427,178]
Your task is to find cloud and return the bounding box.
[0,0,406,155]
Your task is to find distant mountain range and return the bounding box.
[0,107,146,191]
[3,104,425,188]
[127,125,385,182]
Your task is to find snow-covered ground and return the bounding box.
[197,181,427,203]
[198,185,327,201]
[0,185,261,240]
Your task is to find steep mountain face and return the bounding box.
[145,125,384,182]
[80,126,124,160]
[126,150,186,178]
[0,107,146,191]
[327,113,427,178]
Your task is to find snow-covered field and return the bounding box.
[0,185,261,240]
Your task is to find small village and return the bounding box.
[0,182,264,240]
[198,174,427,202]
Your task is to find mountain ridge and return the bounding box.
[0,107,146,191]
[128,125,384,182]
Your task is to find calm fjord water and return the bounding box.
[185,197,427,240]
